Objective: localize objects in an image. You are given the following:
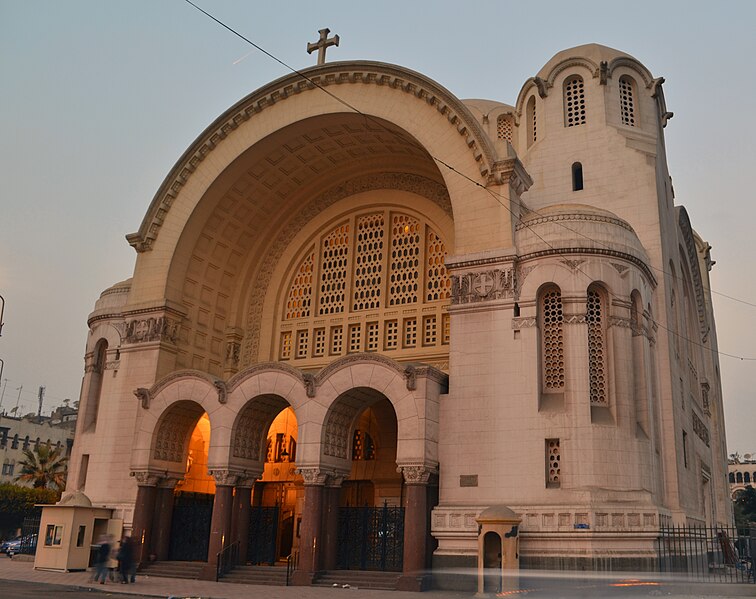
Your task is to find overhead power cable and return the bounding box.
[181,1,756,362]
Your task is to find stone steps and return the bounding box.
[221,564,289,586]
[140,560,205,580]
[313,570,401,590]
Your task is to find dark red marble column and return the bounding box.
[397,466,434,592]
[233,484,253,564]
[200,472,237,580]
[292,469,326,586]
[130,472,159,566]
[321,477,344,571]
[150,479,177,562]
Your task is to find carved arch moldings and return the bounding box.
[127,62,497,252]
[148,369,223,404]
[226,361,309,394]
[677,207,709,342]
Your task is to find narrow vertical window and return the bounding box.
[279,332,292,360]
[496,114,513,142]
[564,75,586,127]
[295,330,309,359]
[587,287,607,405]
[571,162,583,191]
[546,439,561,488]
[540,287,565,392]
[619,76,636,127]
[526,95,537,147]
[84,338,108,430]
[682,430,689,468]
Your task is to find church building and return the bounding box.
[66,44,732,590]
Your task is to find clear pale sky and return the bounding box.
[1,1,754,453]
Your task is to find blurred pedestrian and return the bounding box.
[92,534,111,584]
[117,535,135,584]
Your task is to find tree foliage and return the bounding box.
[0,483,59,538]
[734,486,756,528]
[14,444,68,490]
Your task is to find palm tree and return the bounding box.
[15,444,68,490]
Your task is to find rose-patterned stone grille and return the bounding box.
[587,288,607,405]
[541,288,565,390]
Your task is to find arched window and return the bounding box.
[526,95,537,147]
[278,209,451,364]
[736,472,743,483]
[564,75,586,127]
[745,472,752,483]
[729,472,736,483]
[587,286,608,405]
[496,114,513,143]
[11,434,18,449]
[619,76,637,127]
[572,162,584,191]
[539,286,565,393]
[23,436,29,450]
[352,430,376,461]
[83,338,108,430]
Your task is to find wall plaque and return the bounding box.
[459,474,478,487]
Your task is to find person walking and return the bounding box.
[117,535,135,584]
[92,534,111,585]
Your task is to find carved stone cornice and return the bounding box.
[156,477,180,490]
[134,387,151,409]
[209,469,242,487]
[130,471,161,487]
[563,313,587,325]
[485,157,533,194]
[398,464,438,485]
[609,316,633,330]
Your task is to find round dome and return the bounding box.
[516,203,650,268]
[476,505,519,522]
[57,490,93,508]
[93,278,132,312]
[537,44,640,80]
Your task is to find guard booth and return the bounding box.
[476,505,521,596]
[34,490,122,572]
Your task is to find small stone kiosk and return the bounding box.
[476,505,522,596]
[34,490,121,572]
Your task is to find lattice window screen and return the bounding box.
[546,439,561,487]
[423,315,437,346]
[619,77,636,127]
[404,317,417,348]
[285,251,314,320]
[389,215,421,306]
[527,96,537,146]
[442,313,450,345]
[385,320,398,350]
[426,229,450,301]
[587,289,607,405]
[496,114,513,142]
[330,326,343,355]
[366,322,379,351]
[352,213,384,311]
[318,224,350,315]
[313,328,326,357]
[564,76,586,127]
[296,330,309,359]
[541,288,565,391]
[348,323,362,353]
[279,332,292,360]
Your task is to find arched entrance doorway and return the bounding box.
[336,396,404,571]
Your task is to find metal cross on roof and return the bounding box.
[307,28,340,65]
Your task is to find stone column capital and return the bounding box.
[208,468,243,487]
[130,470,162,487]
[296,467,330,486]
[397,464,438,485]
[325,471,350,488]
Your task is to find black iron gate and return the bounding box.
[19,511,41,555]
[658,525,754,583]
[247,505,279,565]
[168,491,214,561]
[337,502,404,571]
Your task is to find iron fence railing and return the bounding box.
[286,551,298,586]
[657,525,754,584]
[216,540,239,581]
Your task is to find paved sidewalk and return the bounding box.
[0,558,465,599]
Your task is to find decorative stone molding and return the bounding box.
[609,316,633,330]
[611,262,630,277]
[156,477,180,490]
[692,411,710,447]
[302,373,317,398]
[242,172,451,363]
[128,63,497,253]
[563,313,587,325]
[209,469,241,487]
[678,207,710,342]
[561,259,585,272]
[398,464,438,485]
[701,380,711,416]
[486,157,533,193]
[122,316,180,345]
[325,472,349,488]
[296,467,330,486]
[450,267,515,305]
[134,388,151,410]
[148,369,220,401]
[227,361,308,393]
[511,316,537,329]
[104,360,120,371]
[225,341,240,370]
[130,471,161,487]
[403,366,417,391]
[213,379,227,404]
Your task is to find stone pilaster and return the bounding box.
[397,465,437,592]
[201,470,240,580]
[292,467,329,585]
[130,471,160,566]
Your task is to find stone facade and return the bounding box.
[66,44,731,587]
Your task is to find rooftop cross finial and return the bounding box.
[307,28,339,65]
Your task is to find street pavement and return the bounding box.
[0,556,751,598]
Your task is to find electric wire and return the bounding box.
[182,0,756,362]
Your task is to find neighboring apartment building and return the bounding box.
[0,405,77,485]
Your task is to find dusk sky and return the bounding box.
[1,0,754,453]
